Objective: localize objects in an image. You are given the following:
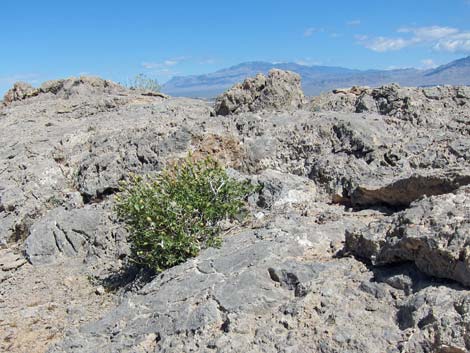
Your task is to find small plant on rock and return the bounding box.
[127,73,161,92]
[115,156,256,273]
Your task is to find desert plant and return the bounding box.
[127,73,161,92]
[115,156,256,273]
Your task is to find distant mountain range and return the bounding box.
[161,56,470,98]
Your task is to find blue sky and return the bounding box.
[1,0,470,95]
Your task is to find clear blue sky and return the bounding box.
[1,0,470,95]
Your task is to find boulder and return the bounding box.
[74,127,193,201]
[214,69,306,115]
[3,82,36,105]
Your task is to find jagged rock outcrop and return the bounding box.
[350,169,470,207]
[345,185,470,287]
[3,82,36,105]
[2,77,127,106]
[1,74,470,353]
[0,82,199,246]
[74,128,194,201]
[214,69,305,116]
[312,83,470,128]
[395,285,470,352]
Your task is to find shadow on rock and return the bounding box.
[96,265,155,293]
[368,262,465,295]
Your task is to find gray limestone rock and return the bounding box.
[351,169,470,207]
[214,69,306,116]
[2,82,36,105]
[396,286,470,352]
[75,127,193,201]
[311,83,470,129]
[346,186,470,286]
[252,169,318,209]
[24,206,121,265]
[2,77,128,107]
[48,220,407,353]
[38,76,126,99]
[1,74,470,353]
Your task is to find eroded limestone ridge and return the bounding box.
[0,71,470,353]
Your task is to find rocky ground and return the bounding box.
[0,71,469,353]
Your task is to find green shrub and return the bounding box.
[127,73,161,92]
[115,157,256,273]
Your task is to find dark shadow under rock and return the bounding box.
[344,186,470,288]
[95,265,155,293]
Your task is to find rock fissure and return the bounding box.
[59,225,80,254]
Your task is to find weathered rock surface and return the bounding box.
[395,285,470,352]
[49,215,470,353]
[346,185,470,287]
[350,169,470,207]
[3,82,37,105]
[312,83,470,129]
[214,69,305,116]
[24,204,128,265]
[50,218,402,353]
[0,79,204,246]
[0,74,470,353]
[2,76,127,106]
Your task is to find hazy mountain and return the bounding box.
[421,56,470,85]
[161,56,470,98]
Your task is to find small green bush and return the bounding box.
[127,73,161,92]
[115,157,256,273]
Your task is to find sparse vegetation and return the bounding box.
[115,156,257,273]
[126,73,161,92]
[45,195,63,209]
